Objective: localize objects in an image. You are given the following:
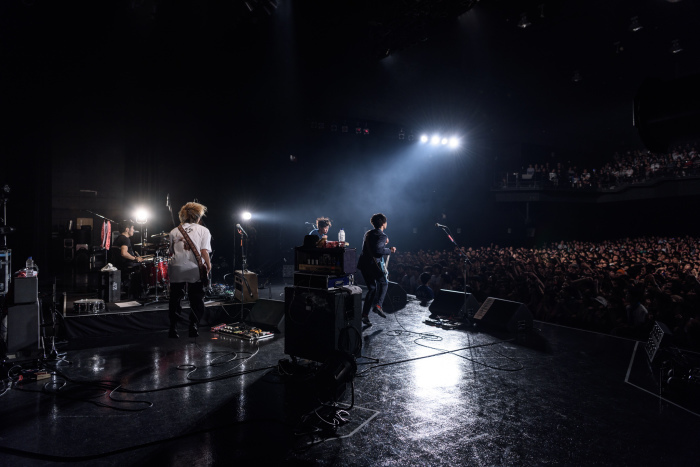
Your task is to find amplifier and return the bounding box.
[284,286,362,363]
[5,301,42,356]
[234,270,259,302]
[14,277,38,304]
[293,272,350,290]
[295,247,356,275]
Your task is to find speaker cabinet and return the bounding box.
[247,298,285,333]
[99,270,121,303]
[284,286,362,363]
[383,281,407,313]
[429,289,480,319]
[14,277,38,304]
[0,249,10,295]
[5,301,41,355]
[234,270,259,302]
[473,297,533,333]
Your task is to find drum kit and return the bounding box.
[135,231,171,300]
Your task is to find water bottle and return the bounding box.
[25,256,38,277]
[338,228,345,244]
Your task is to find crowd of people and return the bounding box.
[389,235,700,349]
[500,144,700,190]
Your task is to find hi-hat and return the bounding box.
[134,242,155,247]
[151,232,169,238]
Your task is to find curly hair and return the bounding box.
[316,217,331,229]
[179,202,207,224]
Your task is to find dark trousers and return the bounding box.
[169,282,205,330]
[361,271,388,317]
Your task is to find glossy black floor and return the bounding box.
[2,287,699,466]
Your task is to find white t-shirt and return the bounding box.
[168,223,212,283]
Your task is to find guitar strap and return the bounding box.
[177,224,207,282]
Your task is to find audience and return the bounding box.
[391,235,700,349]
[500,144,700,190]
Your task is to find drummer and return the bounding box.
[112,220,144,299]
[113,221,144,267]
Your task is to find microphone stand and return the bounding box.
[436,224,472,324]
[236,226,252,306]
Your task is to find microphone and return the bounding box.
[435,223,448,228]
[236,223,248,237]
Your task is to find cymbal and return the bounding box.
[151,232,169,238]
[134,242,156,247]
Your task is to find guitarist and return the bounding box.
[357,213,396,326]
[167,202,212,339]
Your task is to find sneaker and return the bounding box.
[372,305,387,318]
[362,315,371,326]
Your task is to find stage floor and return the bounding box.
[1,295,699,466]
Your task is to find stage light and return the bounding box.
[241,211,252,221]
[134,208,149,224]
[518,13,531,29]
[430,134,440,145]
[441,138,448,145]
[420,134,428,143]
[448,137,460,149]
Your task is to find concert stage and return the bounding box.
[1,296,698,466]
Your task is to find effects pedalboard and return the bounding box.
[210,322,275,341]
[424,317,467,330]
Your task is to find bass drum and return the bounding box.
[156,257,169,284]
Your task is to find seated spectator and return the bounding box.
[415,272,435,307]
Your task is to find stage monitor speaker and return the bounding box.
[383,281,407,313]
[645,321,672,364]
[234,270,259,302]
[473,297,533,333]
[284,286,362,363]
[248,298,285,333]
[5,301,42,356]
[429,289,480,319]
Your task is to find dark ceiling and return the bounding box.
[2,0,699,164]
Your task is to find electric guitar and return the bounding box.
[375,254,390,280]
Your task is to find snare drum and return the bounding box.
[73,298,105,314]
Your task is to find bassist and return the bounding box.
[357,213,396,326]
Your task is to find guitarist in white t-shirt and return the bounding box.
[168,202,212,339]
[357,213,396,326]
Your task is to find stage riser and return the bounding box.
[63,303,247,339]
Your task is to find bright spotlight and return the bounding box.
[430,134,440,145]
[420,134,429,143]
[448,137,460,149]
[241,211,252,221]
[134,208,149,224]
[441,138,448,145]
